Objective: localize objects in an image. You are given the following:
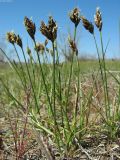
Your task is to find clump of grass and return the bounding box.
[0,6,120,159]
[81,7,120,139]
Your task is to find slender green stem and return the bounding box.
[52,41,62,150]
[100,31,110,118]
[65,25,77,131]
[29,55,36,86]
[13,45,27,89]
[74,52,80,131]
[55,42,64,127]
[34,40,63,150]
[93,34,104,82]
[21,47,40,114]
[73,26,80,134]
[65,56,73,127]
[74,26,77,41]
[33,40,53,115]
[52,42,56,117]
[93,33,109,119]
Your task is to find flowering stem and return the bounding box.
[100,31,110,119]
[93,34,104,81]
[21,47,40,115]
[74,26,77,41]
[33,40,63,149]
[52,41,62,150]
[52,42,56,116]
[13,44,27,90]
[65,26,78,132]
[56,43,64,126]
[33,40,53,114]
[93,33,109,119]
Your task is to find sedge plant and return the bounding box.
[0,6,120,159]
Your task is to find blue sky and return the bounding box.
[0,0,120,59]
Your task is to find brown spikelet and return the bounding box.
[24,17,36,40]
[68,36,78,55]
[94,7,102,31]
[6,32,17,44]
[69,7,81,27]
[34,42,45,54]
[16,35,23,48]
[40,16,57,42]
[81,16,94,34]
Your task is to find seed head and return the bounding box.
[16,35,23,48]
[40,16,57,42]
[34,42,45,54]
[81,16,94,34]
[68,36,78,56]
[69,8,81,27]
[24,17,36,40]
[94,7,102,31]
[6,32,17,44]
